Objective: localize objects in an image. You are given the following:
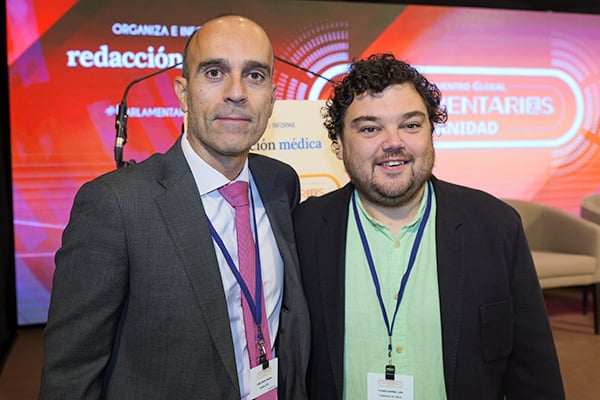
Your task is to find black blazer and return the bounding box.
[41,137,310,399]
[293,177,565,400]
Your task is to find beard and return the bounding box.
[344,147,435,209]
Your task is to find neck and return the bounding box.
[359,185,426,237]
[187,134,248,180]
[216,156,247,181]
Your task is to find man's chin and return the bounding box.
[367,182,427,208]
[217,136,260,154]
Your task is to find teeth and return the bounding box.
[382,161,405,167]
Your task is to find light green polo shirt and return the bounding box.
[343,183,447,399]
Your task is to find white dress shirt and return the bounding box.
[181,133,283,399]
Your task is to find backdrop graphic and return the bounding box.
[6,0,600,324]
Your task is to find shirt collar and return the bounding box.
[354,184,430,231]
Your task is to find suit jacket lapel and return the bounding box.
[154,140,239,390]
[317,184,353,398]
[432,177,465,398]
[249,158,297,280]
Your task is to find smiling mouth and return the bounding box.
[380,160,408,167]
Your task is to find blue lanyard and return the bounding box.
[208,186,265,341]
[351,181,432,374]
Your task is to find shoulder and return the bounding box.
[72,145,181,216]
[248,153,297,179]
[83,137,189,193]
[294,183,353,220]
[85,152,164,192]
[432,177,521,226]
[248,153,294,171]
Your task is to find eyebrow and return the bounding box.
[403,110,427,120]
[243,60,272,78]
[195,58,272,77]
[350,110,427,128]
[196,58,228,74]
[350,115,379,128]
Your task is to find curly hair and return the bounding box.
[323,53,448,152]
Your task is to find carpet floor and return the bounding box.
[0,287,598,399]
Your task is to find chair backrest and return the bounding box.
[502,198,599,255]
[502,198,554,250]
[581,193,600,225]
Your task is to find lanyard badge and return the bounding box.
[352,182,433,380]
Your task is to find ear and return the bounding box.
[335,133,344,160]
[271,83,277,105]
[266,83,277,118]
[174,76,188,112]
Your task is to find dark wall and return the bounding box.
[0,1,18,371]
[317,0,600,14]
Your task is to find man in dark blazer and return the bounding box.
[293,54,565,399]
[40,16,309,399]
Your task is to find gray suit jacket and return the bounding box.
[294,177,565,400]
[40,137,310,399]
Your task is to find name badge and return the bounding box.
[250,357,278,399]
[367,372,414,400]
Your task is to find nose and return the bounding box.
[381,128,405,151]
[224,75,247,104]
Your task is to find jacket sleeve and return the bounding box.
[39,177,129,399]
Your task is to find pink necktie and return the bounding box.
[219,181,277,399]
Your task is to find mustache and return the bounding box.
[378,149,412,161]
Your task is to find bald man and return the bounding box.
[40,16,309,400]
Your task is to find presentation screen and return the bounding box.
[7,0,600,324]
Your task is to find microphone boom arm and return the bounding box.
[274,56,338,84]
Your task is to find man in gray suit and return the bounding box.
[40,15,309,399]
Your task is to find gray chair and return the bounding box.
[580,193,600,327]
[503,198,600,334]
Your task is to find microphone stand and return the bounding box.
[114,62,182,169]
